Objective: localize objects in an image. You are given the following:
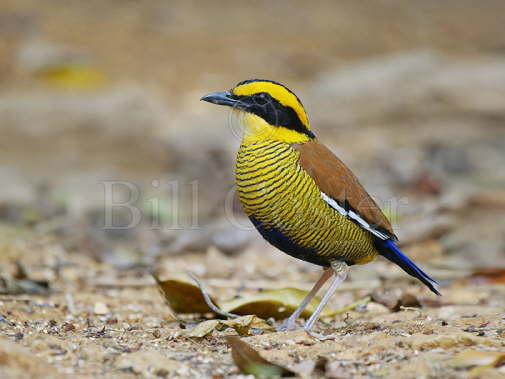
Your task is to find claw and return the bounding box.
[304,329,336,340]
[277,321,337,339]
[276,320,301,332]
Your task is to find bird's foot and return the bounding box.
[304,329,336,340]
[277,321,336,340]
[276,319,301,332]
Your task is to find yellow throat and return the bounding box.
[238,112,312,144]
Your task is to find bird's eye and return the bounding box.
[255,93,269,105]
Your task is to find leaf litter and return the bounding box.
[154,271,372,340]
[0,262,50,295]
[154,272,369,321]
[1,233,503,378]
[226,336,296,377]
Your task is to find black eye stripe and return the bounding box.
[232,92,315,139]
[252,92,270,105]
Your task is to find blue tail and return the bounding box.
[376,239,441,295]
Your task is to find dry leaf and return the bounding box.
[0,264,50,296]
[185,320,220,338]
[153,276,215,314]
[221,288,336,320]
[155,274,369,324]
[186,316,274,338]
[226,336,296,377]
[222,315,274,335]
[468,268,505,284]
[449,350,505,367]
[449,350,505,378]
[0,262,51,295]
[154,274,337,320]
[0,277,50,295]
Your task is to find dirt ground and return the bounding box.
[1,207,504,378]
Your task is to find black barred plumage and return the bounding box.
[202,79,440,334]
[236,140,378,264]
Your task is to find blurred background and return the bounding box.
[1,0,505,278]
[1,1,505,376]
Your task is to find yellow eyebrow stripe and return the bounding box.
[233,81,310,129]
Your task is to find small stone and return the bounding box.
[155,369,169,377]
[94,302,110,315]
[366,302,390,314]
[106,317,118,325]
[62,322,76,332]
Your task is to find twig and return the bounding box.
[187,272,239,319]
[399,306,422,312]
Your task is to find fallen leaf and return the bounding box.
[222,315,274,335]
[0,277,50,295]
[153,275,214,314]
[226,336,296,377]
[0,262,51,295]
[449,350,505,378]
[186,316,273,338]
[155,274,368,323]
[467,268,505,284]
[221,288,336,320]
[449,350,505,367]
[185,320,220,338]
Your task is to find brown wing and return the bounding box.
[295,139,396,239]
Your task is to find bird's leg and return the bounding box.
[303,261,348,335]
[276,267,333,331]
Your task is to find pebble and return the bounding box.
[93,302,110,315]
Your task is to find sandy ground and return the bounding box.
[0,217,504,378]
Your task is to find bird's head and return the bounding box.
[201,79,314,143]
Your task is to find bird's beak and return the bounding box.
[201,90,240,107]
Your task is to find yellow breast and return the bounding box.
[236,140,378,264]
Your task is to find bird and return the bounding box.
[201,79,440,334]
